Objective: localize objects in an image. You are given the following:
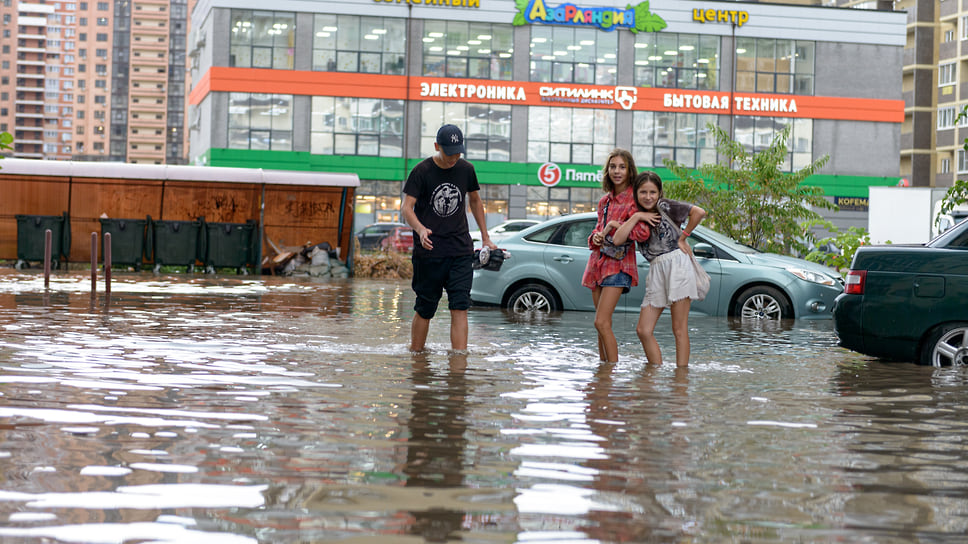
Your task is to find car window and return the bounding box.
[523,224,558,243]
[560,220,595,247]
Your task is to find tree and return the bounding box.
[663,123,835,257]
[0,131,11,159]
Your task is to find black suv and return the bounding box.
[833,217,968,366]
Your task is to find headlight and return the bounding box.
[785,266,837,286]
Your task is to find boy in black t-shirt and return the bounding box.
[402,124,497,352]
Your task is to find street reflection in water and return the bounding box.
[0,270,966,542]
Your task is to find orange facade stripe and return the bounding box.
[200,67,407,101]
[192,67,903,124]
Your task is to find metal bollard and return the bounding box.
[43,229,51,289]
[91,232,97,295]
[104,232,112,296]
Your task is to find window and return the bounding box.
[527,106,615,165]
[312,14,407,75]
[963,16,968,40]
[229,10,296,70]
[311,96,404,157]
[96,33,107,41]
[633,112,719,169]
[228,93,293,151]
[634,32,719,90]
[939,106,957,129]
[422,20,512,80]
[732,116,814,171]
[530,26,617,85]
[735,38,815,95]
[942,157,950,174]
[97,2,108,9]
[940,63,956,86]
[420,102,510,161]
[946,30,956,43]
[525,187,598,218]
[959,149,968,173]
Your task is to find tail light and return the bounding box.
[844,270,866,295]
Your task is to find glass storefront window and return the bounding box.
[530,26,616,85]
[632,111,718,169]
[735,37,814,94]
[228,92,293,151]
[527,107,615,165]
[420,102,511,161]
[523,186,600,219]
[480,185,508,217]
[634,32,719,90]
[422,20,513,80]
[312,14,406,74]
[732,116,813,171]
[311,96,404,157]
[229,10,295,69]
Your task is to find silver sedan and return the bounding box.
[471,212,844,319]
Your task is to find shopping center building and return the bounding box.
[187,0,906,229]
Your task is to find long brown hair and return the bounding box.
[632,171,663,211]
[600,148,638,194]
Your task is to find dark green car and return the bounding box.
[833,218,968,366]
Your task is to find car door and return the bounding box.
[684,235,724,316]
[622,234,724,315]
[540,218,597,311]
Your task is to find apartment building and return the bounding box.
[0,0,190,164]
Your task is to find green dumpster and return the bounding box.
[15,212,71,270]
[100,216,150,270]
[204,220,258,274]
[152,217,205,273]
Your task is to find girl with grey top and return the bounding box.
[610,171,707,367]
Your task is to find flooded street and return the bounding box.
[0,270,967,543]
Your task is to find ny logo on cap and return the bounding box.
[450,133,461,143]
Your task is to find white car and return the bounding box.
[469,219,541,245]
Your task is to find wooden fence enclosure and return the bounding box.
[0,158,359,269]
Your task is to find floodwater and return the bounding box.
[0,271,967,543]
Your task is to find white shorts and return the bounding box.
[642,249,700,309]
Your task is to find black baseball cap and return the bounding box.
[436,124,465,155]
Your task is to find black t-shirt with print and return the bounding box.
[403,156,480,258]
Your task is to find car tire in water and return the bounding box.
[507,283,559,315]
[920,322,968,367]
[734,286,792,320]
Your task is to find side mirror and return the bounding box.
[693,243,715,259]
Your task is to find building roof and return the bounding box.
[0,158,360,188]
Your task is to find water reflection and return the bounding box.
[404,352,469,541]
[2,272,968,542]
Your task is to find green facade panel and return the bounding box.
[201,148,898,198]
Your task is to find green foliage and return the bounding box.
[803,220,870,272]
[0,131,11,169]
[663,123,835,257]
[630,1,667,33]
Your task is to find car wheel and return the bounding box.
[507,284,559,315]
[920,322,968,367]
[734,286,792,320]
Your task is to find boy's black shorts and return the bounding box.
[411,255,474,319]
